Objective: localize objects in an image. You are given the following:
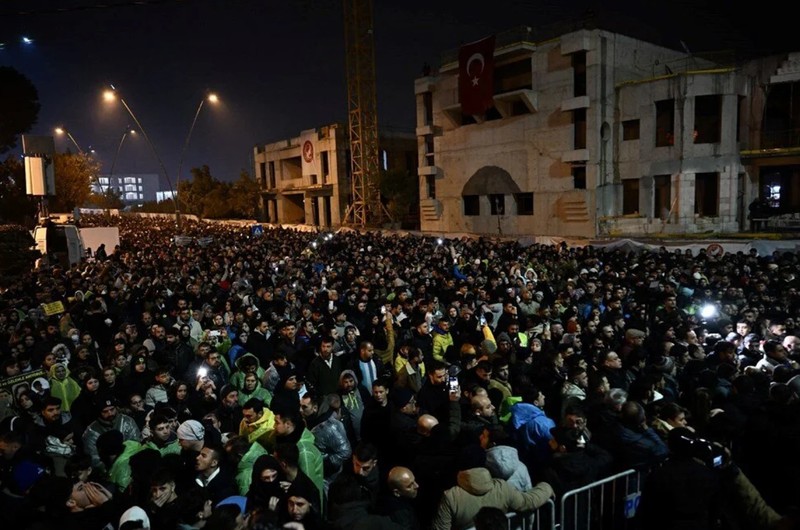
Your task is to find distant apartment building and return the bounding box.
[93,173,159,206]
[253,123,416,227]
[415,25,800,237]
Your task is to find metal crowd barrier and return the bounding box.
[558,469,643,530]
[462,469,642,530]
[463,498,556,530]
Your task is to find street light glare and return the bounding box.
[55,127,65,135]
[208,93,219,103]
[21,36,33,44]
[103,90,116,102]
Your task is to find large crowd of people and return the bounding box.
[0,214,799,530]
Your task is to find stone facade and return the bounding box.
[416,27,797,237]
[253,124,416,227]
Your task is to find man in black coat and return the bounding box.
[194,443,236,504]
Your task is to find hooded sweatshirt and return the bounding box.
[485,444,532,492]
[230,353,266,390]
[273,425,324,506]
[235,441,268,495]
[510,402,555,464]
[238,408,275,448]
[432,467,553,530]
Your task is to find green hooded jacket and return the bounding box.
[230,353,266,390]
[297,427,324,505]
[144,438,181,457]
[108,440,145,491]
[236,441,268,495]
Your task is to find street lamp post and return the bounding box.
[104,85,179,226]
[107,126,136,195]
[54,127,84,154]
[56,127,103,213]
[175,92,218,223]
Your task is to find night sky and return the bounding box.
[1,0,794,187]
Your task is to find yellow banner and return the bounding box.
[42,301,65,316]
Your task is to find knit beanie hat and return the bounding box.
[177,419,205,441]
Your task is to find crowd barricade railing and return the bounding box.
[463,498,557,530]
[558,468,643,530]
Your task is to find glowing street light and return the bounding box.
[21,36,33,45]
[103,84,177,217]
[54,127,84,154]
[176,91,220,218]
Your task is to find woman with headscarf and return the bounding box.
[237,371,272,408]
[180,324,198,351]
[167,380,195,423]
[69,367,104,432]
[14,389,40,426]
[122,353,154,400]
[270,365,302,419]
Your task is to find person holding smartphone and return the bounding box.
[417,360,459,427]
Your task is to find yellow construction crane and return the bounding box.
[342,0,389,227]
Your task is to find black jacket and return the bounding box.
[198,465,237,504]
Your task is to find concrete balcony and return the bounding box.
[418,165,443,177]
[771,53,800,84]
[562,149,589,163]
[415,124,442,137]
[493,89,538,117]
[561,95,590,111]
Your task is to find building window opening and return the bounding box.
[426,175,436,200]
[654,175,672,220]
[695,172,719,216]
[572,166,586,189]
[514,193,534,215]
[572,51,587,97]
[463,195,480,216]
[694,95,722,144]
[622,179,639,215]
[490,194,505,215]
[622,120,640,141]
[655,99,675,147]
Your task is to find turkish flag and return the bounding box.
[459,35,496,115]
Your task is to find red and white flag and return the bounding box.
[459,35,496,115]
[300,129,318,177]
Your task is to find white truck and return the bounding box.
[32,223,120,267]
